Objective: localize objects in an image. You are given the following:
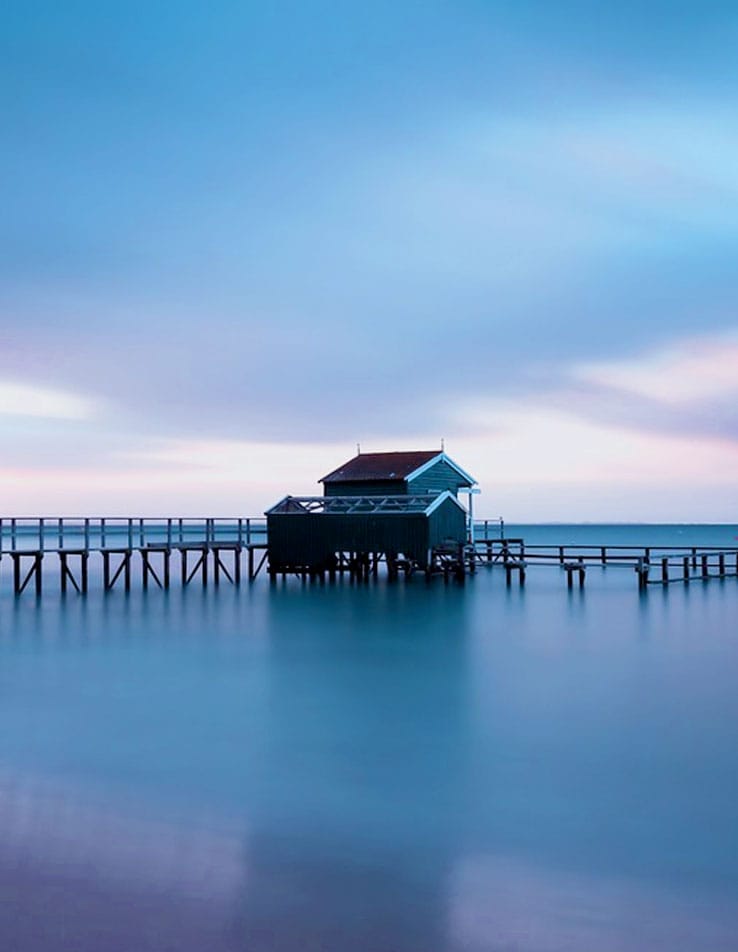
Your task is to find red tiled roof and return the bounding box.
[320,451,440,484]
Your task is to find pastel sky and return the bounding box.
[2,1,738,519]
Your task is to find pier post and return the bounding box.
[636,559,649,590]
[212,545,239,585]
[59,551,89,595]
[661,557,669,584]
[12,552,43,596]
[181,546,208,587]
[102,550,131,592]
[683,556,690,582]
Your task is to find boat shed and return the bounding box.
[265,492,467,575]
[319,450,476,498]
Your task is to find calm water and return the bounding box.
[2,525,738,950]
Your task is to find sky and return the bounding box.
[2,0,738,520]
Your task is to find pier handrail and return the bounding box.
[0,516,268,555]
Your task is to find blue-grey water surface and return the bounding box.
[1,525,738,950]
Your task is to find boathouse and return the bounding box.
[265,450,477,576]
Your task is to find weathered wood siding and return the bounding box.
[407,459,469,497]
[427,496,467,548]
[323,480,406,497]
[267,497,465,570]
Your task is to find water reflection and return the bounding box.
[1,568,738,949]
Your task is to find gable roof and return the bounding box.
[320,450,439,484]
[319,450,476,486]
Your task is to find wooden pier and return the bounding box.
[0,517,267,597]
[0,517,737,596]
[469,539,738,591]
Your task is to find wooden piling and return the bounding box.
[59,551,88,594]
[12,552,43,596]
[103,549,131,592]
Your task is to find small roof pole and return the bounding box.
[440,437,445,451]
[357,442,361,455]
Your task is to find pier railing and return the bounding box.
[469,539,738,589]
[0,517,267,554]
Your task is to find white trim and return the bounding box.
[264,495,291,515]
[405,452,477,486]
[266,493,467,516]
[424,490,467,516]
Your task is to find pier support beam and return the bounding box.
[11,552,43,596]
[103,550,131,592]
[505,560,526,587]
[247,545,268,581]
[212,544,241,586]
[59,550,89,595]
[564,561,585,589]
[181,545,208,587]
[636,559,650,590]
[141,547,170,590]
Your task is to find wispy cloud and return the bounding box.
[0,381,96,420]
[573,332,738,404]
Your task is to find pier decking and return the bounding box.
[0,517,737,596]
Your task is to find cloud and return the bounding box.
[572,332,738,404]
[3,92,738,447]
[0,381,96,420]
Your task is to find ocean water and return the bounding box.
[1,525,738,951]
